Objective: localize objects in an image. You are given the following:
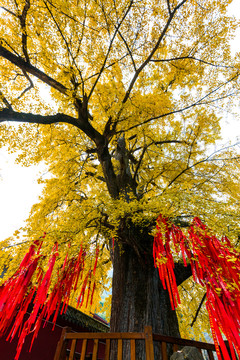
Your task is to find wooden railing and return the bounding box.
[54,326,219,360]
[153,333,216,360]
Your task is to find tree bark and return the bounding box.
[110,223,192,359]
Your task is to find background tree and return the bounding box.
[0,0,240,353]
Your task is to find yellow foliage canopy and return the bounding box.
[0,0,240,338]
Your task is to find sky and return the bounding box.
[0,0,240,242]
[0,149,44,240]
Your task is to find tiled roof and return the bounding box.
[61,305,110,333]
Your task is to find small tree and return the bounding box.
[0,0,240,358]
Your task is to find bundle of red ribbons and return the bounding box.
[0,215,239,360]
[0,240,99,360]
[153,215,240,360]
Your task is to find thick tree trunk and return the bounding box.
[110,243,180,335]
[110,222,190,359]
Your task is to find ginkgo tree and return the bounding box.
[0,0,240,358]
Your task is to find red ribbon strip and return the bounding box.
[0,238,99,360]
[153,215,240,360]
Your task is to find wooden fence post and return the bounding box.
[144,326,154,360]
[54,327,71,360]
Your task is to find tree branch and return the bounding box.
[0,108,78,126]
[0,107,99,145]
[166,0,172,15]
[150,55,235,69]
[16,69,34,100]
[0,107,119,199]
[190,292,206,327]
[121,0,188,105]
[88,0,134,100]
[0,45,68,95]
[43,0,83,88]
[84,171,106,182]
[161,139,239,194]
[19,0,31,63]
[119,73,239,133]
[0,6,17,17]
[131,139,189,154]
[133,146,147,182]
[114,27,137,71]
[0,91,12,109]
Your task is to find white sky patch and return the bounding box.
[0,149,43,240]
[220,0,240,143]
[228,0,240,54]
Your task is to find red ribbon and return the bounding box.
[0,237,99,360]
[153,216,240,360]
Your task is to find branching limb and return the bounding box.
[85,43,144,85]
[120,73,239,133]
[84,171,106,182]
[16,69,34,100]
[19,0,31,63]
[0,240,31,251]
[0,106,119,198]
[88,0,134,100]
[130,139,190,184]
[43,0,84,92]
[167,0,172,15]
[121,0,188,105]
[133,146,147,182]
[0,6,17,17]
[161,139,240,193]
[0,107,99,145]
[45,0,99,33]
[74,0,88,63]
[0,108,78,126]
[114,28,137,71]
[190,292,206,327]
[150,56,235,69]
[187,128,200,167]
[131,139,189,154]
[0,45,68,95]
[0,91,12,109]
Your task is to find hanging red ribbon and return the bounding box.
[0,238,99,360]
[153,215,240,360]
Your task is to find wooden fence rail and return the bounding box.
[54,326,219,360]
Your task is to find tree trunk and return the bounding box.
[110,222,190,359]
